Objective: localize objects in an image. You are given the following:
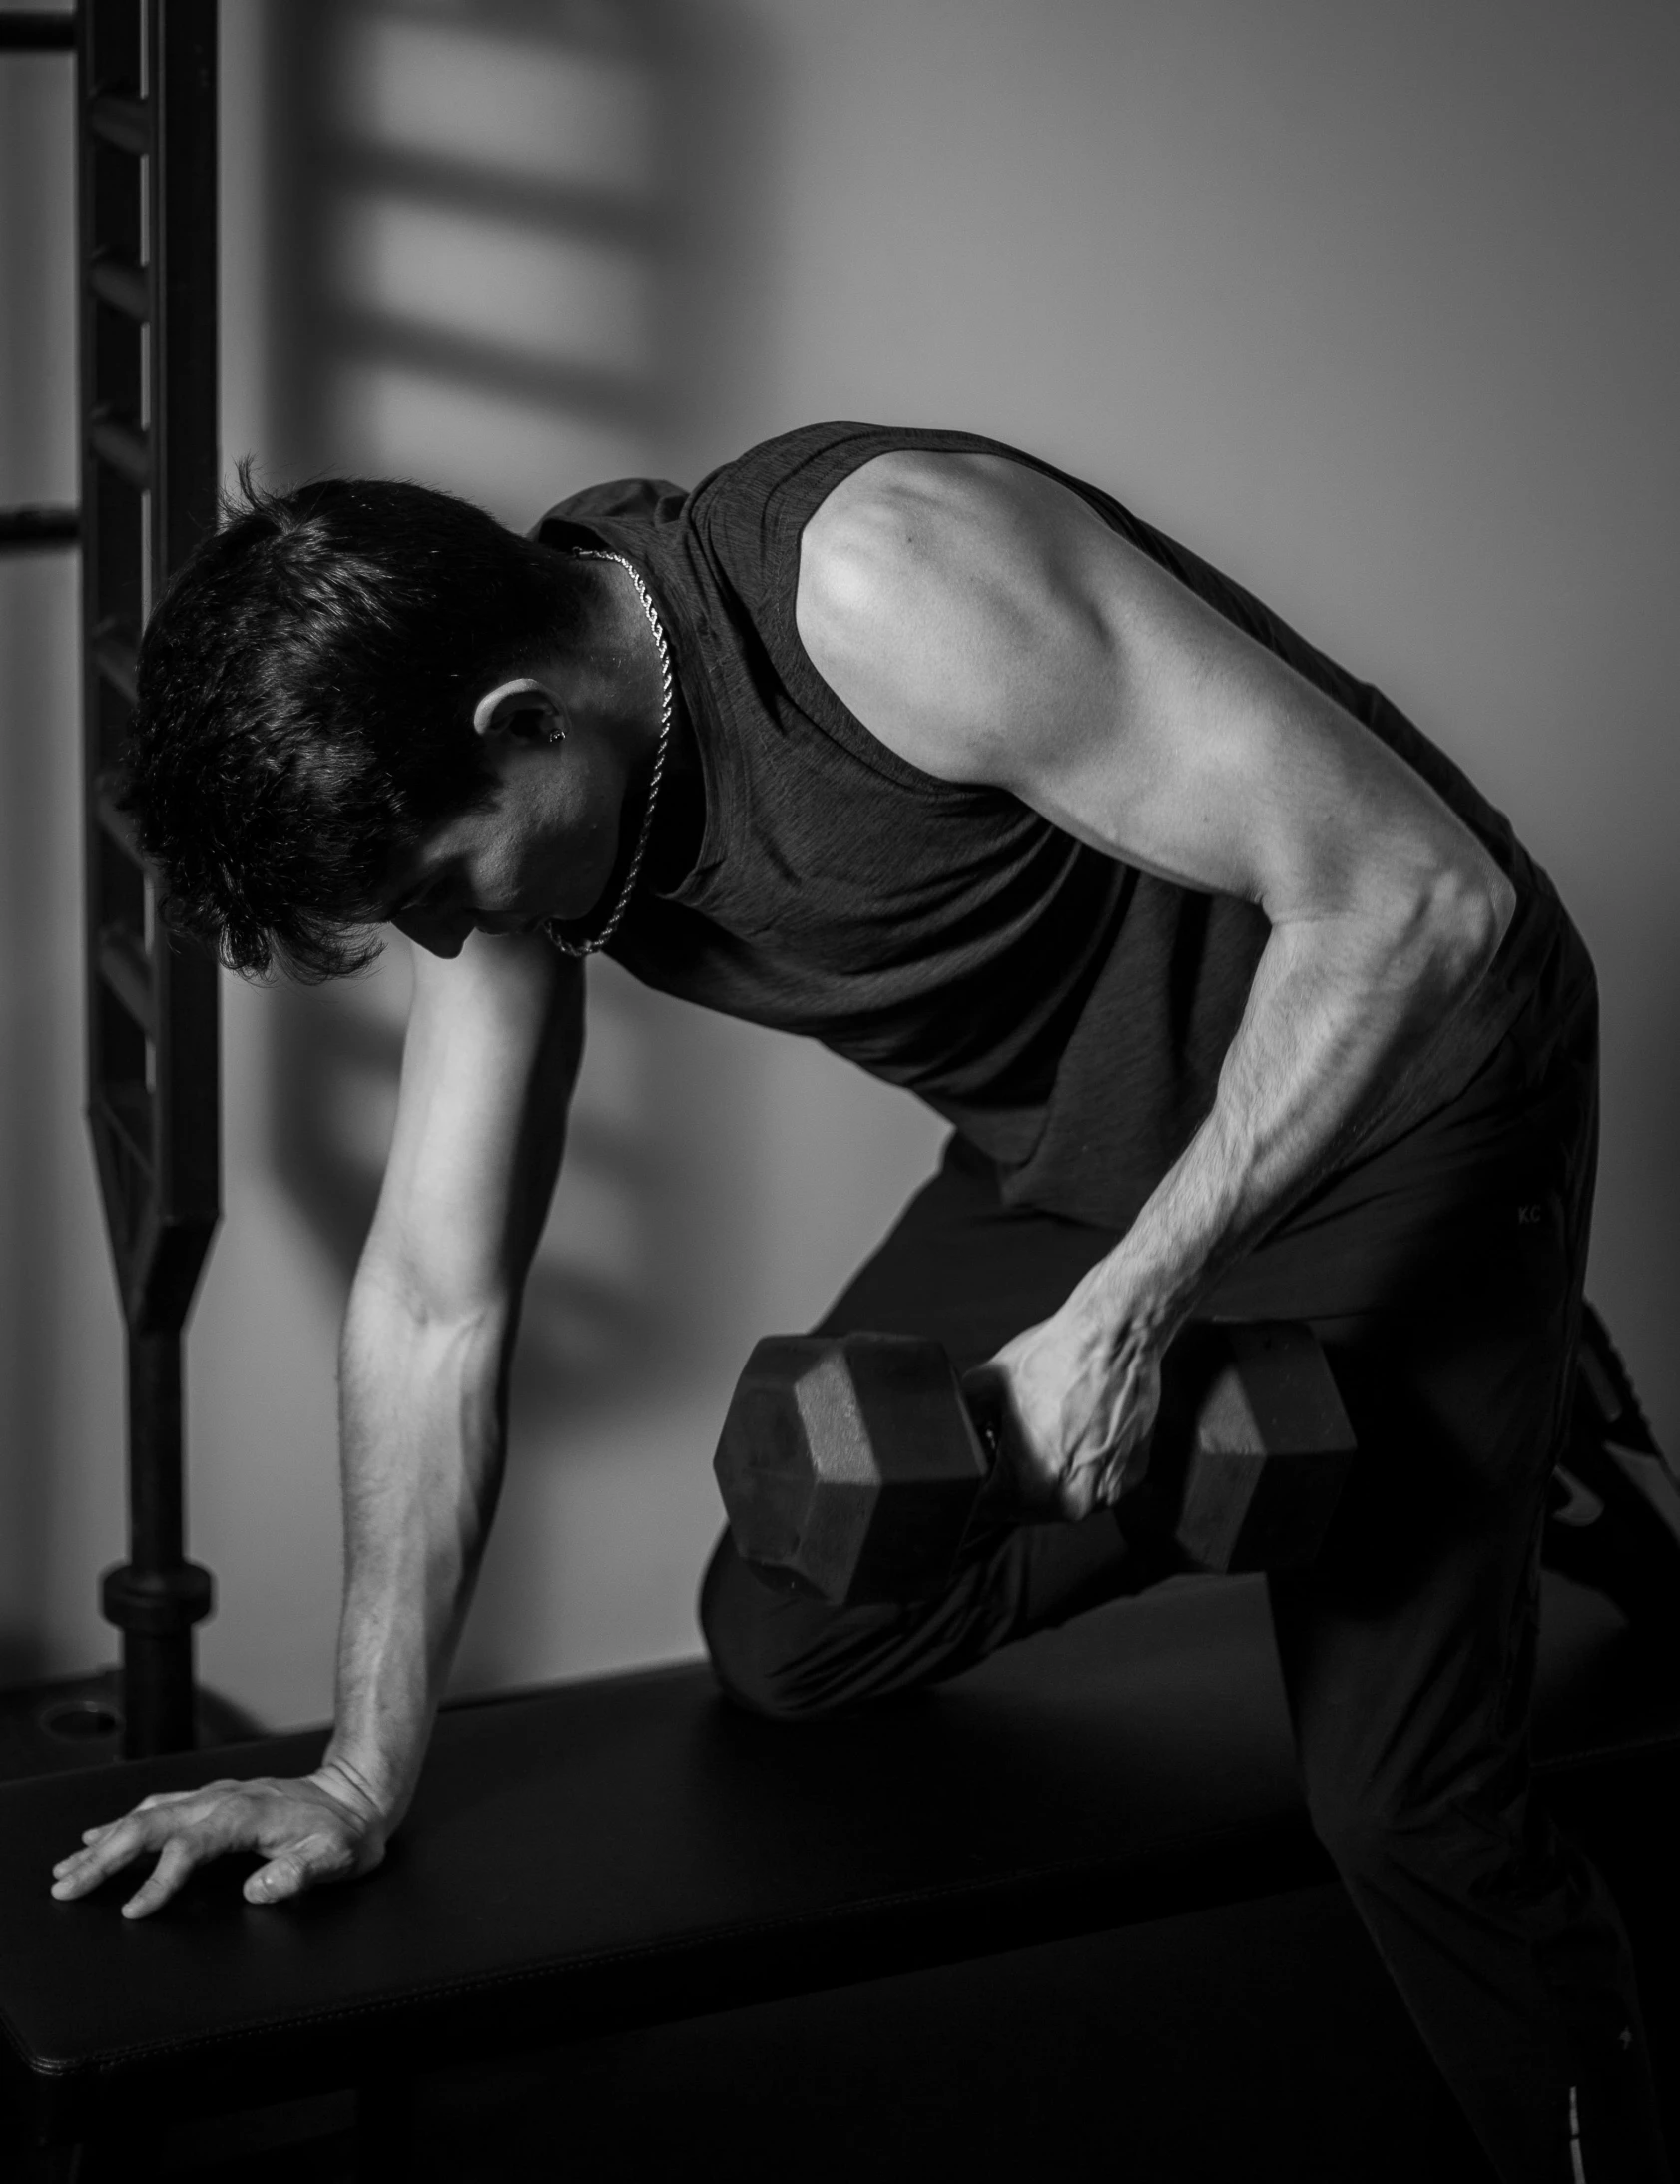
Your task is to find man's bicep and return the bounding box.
[363,934,584,1321]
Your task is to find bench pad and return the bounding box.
[0,1574,1673,2144]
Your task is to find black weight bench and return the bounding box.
[1,1575,1676,2180]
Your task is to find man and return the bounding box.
[47,422,1672,2180]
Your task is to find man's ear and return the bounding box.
[472,677,564,743]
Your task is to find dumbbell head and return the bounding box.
[1130,1321,1355,1572]
[713,1334,991,1605]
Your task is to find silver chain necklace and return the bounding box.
[545,550,674,959]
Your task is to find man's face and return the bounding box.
[382,723,622,958]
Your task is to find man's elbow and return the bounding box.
[348,1241,517,1364]
[1417,855,1517,998]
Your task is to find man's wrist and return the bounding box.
[1079,1233,1205,1360]
[313,1747,413,1828]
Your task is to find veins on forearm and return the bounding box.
[1096,896,1500,1327]
[327,1307,511,1805]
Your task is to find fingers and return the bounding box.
[51,1782,254,1907]
[1038,1405,1158,1520]
[120,1837,202,1921]
[52,1814,154,1900]
[245,1832,353,1906]
[49,1777,382,1923]
[78,1786,210,1842]
[246,1855,304,1906]
[1047,1429,1145,1522]
[1088,1430,1151,1511]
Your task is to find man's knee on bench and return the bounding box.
[699,1511,1142,1719]
[698,1531,917,1721]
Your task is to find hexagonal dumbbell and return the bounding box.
[713,1323,1356,1607]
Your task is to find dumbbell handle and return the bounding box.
[962,1323,1350,1539]
[716,1322,1356,1607]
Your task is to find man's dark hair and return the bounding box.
[123,467,579,980]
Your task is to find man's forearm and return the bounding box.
[1088,869,1515,1340]
[320,1273,512,1827]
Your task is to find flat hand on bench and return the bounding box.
[49,1763,389,1918]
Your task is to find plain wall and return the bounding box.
[0,0,1675,1729]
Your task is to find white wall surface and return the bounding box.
[0,25,129,1691]
[1,0,1675,1730]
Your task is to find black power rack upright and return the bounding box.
[1,1,220,1759]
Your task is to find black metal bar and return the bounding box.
[91,1083,154,1185]
[92,620,138,704]
[83,0,138,94]
[90,250,149,322]
[149,0,222,1261]
[93,772,141,857]
[0,504,80,551]
[0,12,76,51]
[89,410,150,487]
[101,1333,214,1760]
[79,0,222,1759]
[80,0,146,1265]
[152,3,220,582]
[97,923,155,1038]
[88,90,149,155]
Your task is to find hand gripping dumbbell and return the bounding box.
[713,1323,1356,1607]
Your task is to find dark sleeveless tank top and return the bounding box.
[532,422,1559,1233]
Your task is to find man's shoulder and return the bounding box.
[682,426,1058,644]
